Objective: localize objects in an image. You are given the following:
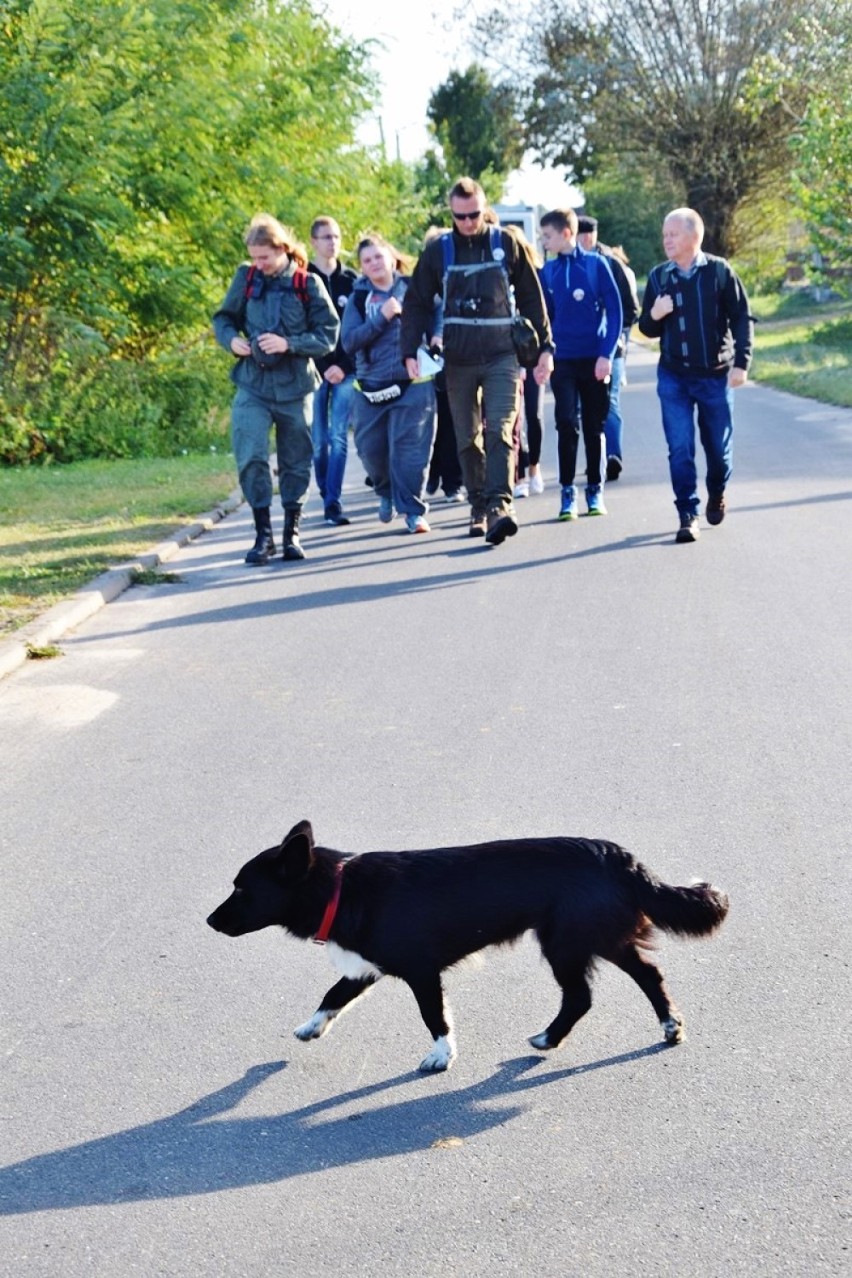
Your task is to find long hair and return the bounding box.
[355,232,412,276]
[244,213,308,269]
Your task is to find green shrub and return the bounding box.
[1,339,232,465]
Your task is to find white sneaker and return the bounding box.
[513,479,530,499]
[529,472,545,495]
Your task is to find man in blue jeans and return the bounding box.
[639,208,753,543]
[576,216,640,482]
[308,216,358,526]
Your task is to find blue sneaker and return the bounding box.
[585,485,607,516]
[405,513,430,534]
[558,485,577,520]
[378,496,394,523]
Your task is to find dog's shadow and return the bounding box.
[0,1043,670,1214]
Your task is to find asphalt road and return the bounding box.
[1,343,850,1276]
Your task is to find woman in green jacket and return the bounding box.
[213,214,339,562]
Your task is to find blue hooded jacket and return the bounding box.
[540,246,623,361]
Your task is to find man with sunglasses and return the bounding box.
[401,178,553,545]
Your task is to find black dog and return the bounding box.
[207,820,729,1073]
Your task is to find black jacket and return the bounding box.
[639,254,753,377]
[308,260,358,377]
[401,226,552,366]
[594,245,639,354]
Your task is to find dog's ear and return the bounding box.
[281,819,314,848]
[277,820,314,879]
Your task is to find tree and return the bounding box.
[474,0,843,258]
[789,10,852,280]
[0,0,433,461]
[426,63,525,202]
[579,159,682,278]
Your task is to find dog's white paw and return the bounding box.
[662,1016,685,1044]
[294,1011,335,1041]
[528,1031,554,1051]
[418,1035,456,1073]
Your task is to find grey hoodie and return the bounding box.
[341,273,421,386]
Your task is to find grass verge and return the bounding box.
[0,454,238,636]
[749,293,852,406]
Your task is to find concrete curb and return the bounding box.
[0,485,244,683]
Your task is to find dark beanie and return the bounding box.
[577,215,598,233]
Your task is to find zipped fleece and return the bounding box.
[540,247,623,362]
[212,263,339,403]
[308,260,358,377]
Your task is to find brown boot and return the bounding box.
[485,506,518,546]
[468,508,487,537]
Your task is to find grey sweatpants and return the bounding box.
[353,381,436,517]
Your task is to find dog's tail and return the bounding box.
[633,861,729,937]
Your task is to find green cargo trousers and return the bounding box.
[444,351,520,514]
[231,388,313,511]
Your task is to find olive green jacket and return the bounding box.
[212,262,339,402]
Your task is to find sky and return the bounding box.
[320,0,580,210]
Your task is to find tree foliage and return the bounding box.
[0,0,430,462]
[426,62,525,203]
[789,9,852,280]
[474,0,843,258]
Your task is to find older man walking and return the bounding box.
[639,208,753,543]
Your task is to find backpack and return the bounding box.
[349,277,409,325]
[244,264,309,307]
[652,256,733,349]
[652,256,728,299]
[440,228,541,367]
[541,249,609,347]
[440,225,505,280]
[243,265,311,369]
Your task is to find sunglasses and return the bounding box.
[451,210,484,222]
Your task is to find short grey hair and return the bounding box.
[665,207,705,244]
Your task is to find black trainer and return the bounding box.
[706,495,726,526]
[606,455,623,482]
[324,503,351,526]
[675,515,700,544]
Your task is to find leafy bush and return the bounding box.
[1,340,231,464]
[0,0,435,467]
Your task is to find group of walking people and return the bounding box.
[212,177,753,563]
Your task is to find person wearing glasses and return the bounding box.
[308,216,358,526]
[401,177,553,546]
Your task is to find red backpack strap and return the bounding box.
[245,264,308,306]
[292,268,309,308]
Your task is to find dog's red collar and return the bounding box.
[313,862,343,945]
